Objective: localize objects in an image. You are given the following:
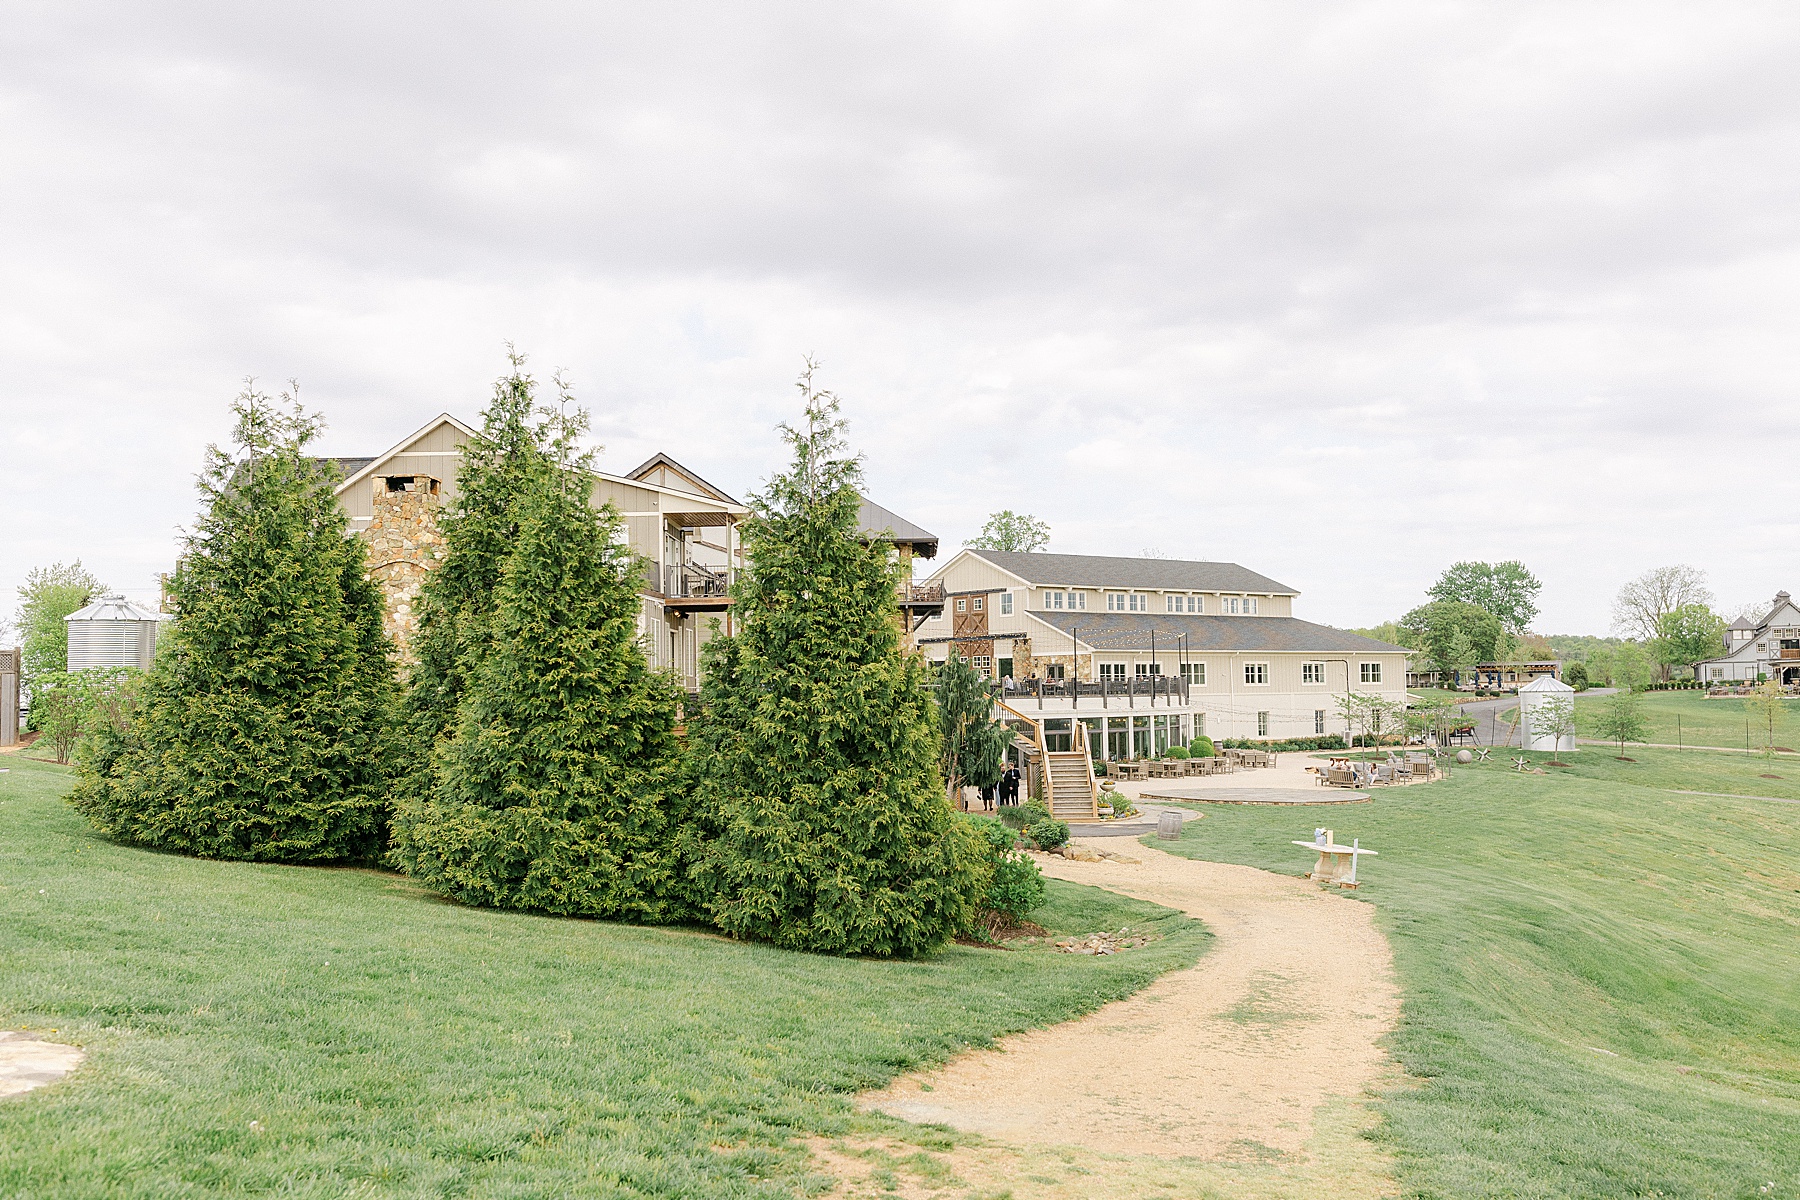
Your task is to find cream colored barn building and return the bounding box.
[915,549,1411,754]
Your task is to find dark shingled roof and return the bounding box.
[1032,611,1409,654]
[319,456,377,483]
[859,496,938,558]
[968,550,1297,595]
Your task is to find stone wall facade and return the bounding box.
[362,476,445,668]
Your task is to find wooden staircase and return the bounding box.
[995,698,1099,822]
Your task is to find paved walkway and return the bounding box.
[0,1032,83,1099]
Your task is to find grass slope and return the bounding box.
[0,757,1206,1199]
[1576,689,1800,750]
[1155,746,1800,1199]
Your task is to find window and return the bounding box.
[1072,591,1086,609]
[1180,662,1207,685]
[1711,667,1724,679]
[955,598,967,613]
[971,655,992,677]
[1245,598,1259,614]
[1194,712,1206,736]
[998,657,1013,679]
[1360,662,1382,684]
[1044,590,1062,610]
[1000,593,1013,615]
[1045,590,1085,610]
[1099,663,1127,681]
[1166,594,1201,613]
[1223,597,1239,614]
[973,596,984,612]
[1135,662,1162,676]
[1257,711,1269,737]
[1315,709,1327,735]
[1044,662,1065,680]
[1302,661,1325,684]
[1244,663,1268,685]
[1106,593,1146,612]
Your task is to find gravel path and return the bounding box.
[859,840,1402,1163]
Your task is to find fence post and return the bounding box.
[0,648,18,748]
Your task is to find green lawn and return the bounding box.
[0,756,1206,1199]
[1155,746,1800,1199]
[1576,688,1800,751]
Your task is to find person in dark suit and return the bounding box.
[1000,765,1022,806]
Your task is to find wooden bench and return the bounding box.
[1292,832,1377,884]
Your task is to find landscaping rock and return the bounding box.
[1054,930,1151,955]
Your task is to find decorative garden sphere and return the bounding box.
[1456,749,1474,765]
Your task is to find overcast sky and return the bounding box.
[5,3,1798,636]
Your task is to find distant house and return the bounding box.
[1693,591,1800,685]
[1406,660,1559,691]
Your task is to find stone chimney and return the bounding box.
[364,475,445,668]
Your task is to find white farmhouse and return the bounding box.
[1693,591,1800,685]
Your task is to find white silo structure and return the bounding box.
[1517,673,1577,753]
[65,596,162,670]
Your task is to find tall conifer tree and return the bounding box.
[72,386,398,861]
[392,354,544,803]
[390,385,689,919]
[688,362,983,956]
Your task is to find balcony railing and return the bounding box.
[901,583,946,605]
[661,562,731,599]
[998,676,1191,706]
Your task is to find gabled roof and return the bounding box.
[624,452,740,505]
[1031,611,1407,654]
[1729,615,1760,631]
[859,496,938,558]
[962,550,1297,595]
[331,414,479,497]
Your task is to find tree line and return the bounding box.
[58,357,1039,958]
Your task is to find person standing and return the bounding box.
[1000,764,1022,806]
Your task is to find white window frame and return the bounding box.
[1244,662,1269,686]
[1135,662,1162,677]
[1194,712,1206,736]
[1314,709,1326,735]
[1044,590,1063,610]
[955,597,967,613]
[973,596,984,612]
[1099,662,1128,681]
[1257,711,1269,737]
[1245,597,1259,615]
[999,592,1013,615]
[1129,593,1146,612]
[1360,661,1382,684]
[971,654,993,677]
[1302,661,1326,685]
[1107,592,1126,612]
[1180,662,1207,686]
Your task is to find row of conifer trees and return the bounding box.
[72,358,1018,957]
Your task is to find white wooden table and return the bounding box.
[1291,839,1378,884]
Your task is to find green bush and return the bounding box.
[1564,662,1590,691]
[997,804,1031,830]
[1025,817,1070,852]
[1165,745,1190,759]
[72,389,399,863]
[390,392,689,922]
[1190,735,1217,758]
[687,369,984,957]
[966,817,1045,924]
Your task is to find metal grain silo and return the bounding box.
[64,596,162,670]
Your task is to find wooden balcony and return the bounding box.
[899,583,946,619]
[659,562,734,612]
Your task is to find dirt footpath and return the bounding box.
[849,839,1404,1196]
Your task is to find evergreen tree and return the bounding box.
[71,386,398,861]
[392,353,545,805]
[688,362,984,957]
[936,651,1011,797]
[390,392,690,920]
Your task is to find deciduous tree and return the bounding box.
[967,510,1050,553]
[1743,681,1789,758]
[14,561,107,728]
[1650,604,1727,681]
[1426,561,1542,635]
[1613,565,1713,642]
[688,361,984,957]
[1592,689,1651,757]
[1527,694,1577,765]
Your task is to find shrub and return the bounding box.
[1165,745,1190,759]
[966,817,1045,924]
[1025,816,1070,852]
[1190,735,1217,758]
[998,804,1031,830]
[687,366,984,957]
[72,388,399,863]
[1564,662,1590,690]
